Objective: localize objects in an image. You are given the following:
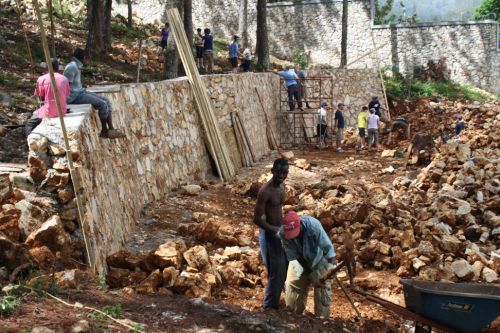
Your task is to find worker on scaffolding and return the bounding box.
[275,67,303,112]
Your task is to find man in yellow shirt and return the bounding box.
[357,106,369,150]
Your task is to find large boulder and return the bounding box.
[148,240,186,269]
[183,245,212,272]
[25,215,71,252]
[0,173,13,203]
[14,199,51,237]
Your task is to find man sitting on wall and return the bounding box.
[25,58,70,136]
[63,48,126,139]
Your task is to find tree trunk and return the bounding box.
[256,0,269,71]
[86,0,105,56]
[47,0,56,57]
[103,0,112,51]
[179,0,192,76]
[164,0,183,79]
[238,0,248,46]
[340,0,348,67]
[127,0,132,27]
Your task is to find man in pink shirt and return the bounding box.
[25,58,70,136]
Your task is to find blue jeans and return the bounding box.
[259,229,288,309]
[71,90,111,120]
[287,84,302,111]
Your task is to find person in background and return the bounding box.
[241,43,253,72]
[277,211,336,318]
[367,108,381,152]
[295,64,311,109]
[160,23,170,52]
[194,28,204,70]
[316,102,329,148]
[26,58,70,136]
[455,114,465,136]
[203,28,214,74]
[229,35,240,73]
[64,48,125,139]
[368,96,383,118]
[356,106,369,150]
[386,116,411,145]
[275,67,302,112]
[334,103,346,152]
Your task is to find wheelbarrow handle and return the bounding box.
[349,287,460,333]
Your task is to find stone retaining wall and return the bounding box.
[113,0,499,93]
[28,73,280,272]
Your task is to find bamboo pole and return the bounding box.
[32,0,95,273]
[136,39,143,83]
[14,0,35,70]
[166,8,235,181]
[346,43,387,68]
[47,0,56,57]
[254,87,278,150]
[370,30,391,121]
[235,113,255,163]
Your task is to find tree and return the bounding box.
[127,0,133,27]
[474,0,500,23]
[164,0,183,79]
[86,0,105,56]
[374,0,395,25]
[340,0,348,67]
[256,0,269,71]
[86,0,112,56]
[238,0,249,46]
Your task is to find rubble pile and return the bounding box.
[110,42,164,72]
[105,241,264,298]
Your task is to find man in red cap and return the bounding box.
[253,158,289,310]
[277,211,336,317]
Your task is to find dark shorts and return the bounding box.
[195,46,203,59]
[160,40,167,48]
[230,57,238,68]
[317,124,327,137]
[358,127,366,137]
[391,121,408,132]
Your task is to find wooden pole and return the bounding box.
[14,0,35,70]
[255,88,278,150]
[48,0,56,57]
[370,30,391,121]
[346,43,386,68]
[136,39,143,83]
[32,0,95,273]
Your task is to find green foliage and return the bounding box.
[98,274,108,291]
[474,0,500,23]
[385,75,492,101]
[89,304,122,321]
[291,49,308,69]
[374,0,395,24]
[129,324,145,332]
[0,295,21,315]
[111,22,148,41]
[213,37,228,53]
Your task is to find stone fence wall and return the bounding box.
[28,73,279,272]
[113,0,499,93]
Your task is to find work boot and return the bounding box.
[100,129,126,139]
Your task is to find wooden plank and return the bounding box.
[166,9,235,181]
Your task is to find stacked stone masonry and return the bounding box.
[26,71,382,271]
[113,0,500,93]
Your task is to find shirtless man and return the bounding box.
[253,158,289,310]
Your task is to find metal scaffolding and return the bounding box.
[278,76,335,148]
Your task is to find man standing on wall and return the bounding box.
[194,28,204,70]
[64,48,126,139]
[295,65,311,109]
[253,158,290,311]
[203,28,214,74]
[275,67,303,112]
[229,35,240,73]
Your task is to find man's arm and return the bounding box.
[407,124,411,139]
[63,66,76,84]
[318,227,336,262]
[253,189,279,233]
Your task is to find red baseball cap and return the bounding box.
[283,211,301,240]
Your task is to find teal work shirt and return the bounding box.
[63,57,84,103]
[277,216,336,271]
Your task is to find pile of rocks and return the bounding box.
[106,241,264,298]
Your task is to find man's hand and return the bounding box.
[309,257,335,288]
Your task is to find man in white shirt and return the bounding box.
[367,108,381,152]
[316,102,329,148]
[241,44,253,72]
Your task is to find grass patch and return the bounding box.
[385,75,493,102]
[213,37,228,53]
[0,295,21,315]
[111,22,149,42]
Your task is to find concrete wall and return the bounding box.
[113,0,500,93]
